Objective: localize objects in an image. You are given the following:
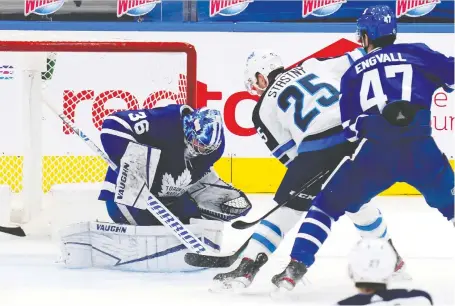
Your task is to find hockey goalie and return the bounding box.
[59,104,252,272]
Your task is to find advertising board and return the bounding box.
[0,30,453,194]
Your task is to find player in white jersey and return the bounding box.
[212,50,408,290]
[337,239,432,305]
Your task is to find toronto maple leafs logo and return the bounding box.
[158,169,193,197]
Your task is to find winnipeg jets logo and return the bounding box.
[158,169,192,197]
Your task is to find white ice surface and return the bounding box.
[1,195,454,306]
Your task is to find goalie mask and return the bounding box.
[244,50,284,96]
[183,107,223,156]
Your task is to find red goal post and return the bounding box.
[0,40,197,227]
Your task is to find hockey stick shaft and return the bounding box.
[231,169,330,229]
[44,102,213,255]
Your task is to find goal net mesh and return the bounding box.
[0,41,196,222]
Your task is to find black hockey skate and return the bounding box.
[212,253,268,290]
[271,259,308,291]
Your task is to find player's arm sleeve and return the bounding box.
[300,57,347,80]
[252,100,296,166]
[339,74,365,142]
[417,43,454,91]
[100,112,139,166]
[299,48,365,81]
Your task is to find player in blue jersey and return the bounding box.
[98,104,251,225]
[270,5,454,290]
[59,104,252,272]
[337,239,432,305]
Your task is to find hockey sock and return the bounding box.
[243,207,302,259]
[346,204,389,239]
[290,207,332,267]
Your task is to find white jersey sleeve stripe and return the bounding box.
[104,115,133,132]
[345,48,367,66]
[102,181,116,193]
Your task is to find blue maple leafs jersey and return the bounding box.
[340,43,454,141]
[337,289,433,305]
[98,104,225,202]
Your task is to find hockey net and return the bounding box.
[0,41,197,231]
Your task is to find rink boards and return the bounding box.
[0,29,453,194]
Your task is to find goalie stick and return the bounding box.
[0,107,217,257]
[183,169,330,268]
[45,102,214,255]
[0,66,214,255]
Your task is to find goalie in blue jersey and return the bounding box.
[59,104,252,272]
[270,5,454,290]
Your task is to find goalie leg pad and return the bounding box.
[346,203,390,240]
[59,219,223,272]
[187,168,252,221]
[243,206,303,259]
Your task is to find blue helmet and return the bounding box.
[357,5,397,43]
[183,107,223,155]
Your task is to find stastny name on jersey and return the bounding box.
[268,66,306,98]
[355,52,407,74]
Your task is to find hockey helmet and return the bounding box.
[244,50,284,96]
[348,239,397,285]
[183,107,223,155]
[356,5,397,43]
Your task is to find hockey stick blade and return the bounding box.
[184,237,250,268]
[231,170,330,230]
[0,225,26,237]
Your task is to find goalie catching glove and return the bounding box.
[187,170,252,221]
